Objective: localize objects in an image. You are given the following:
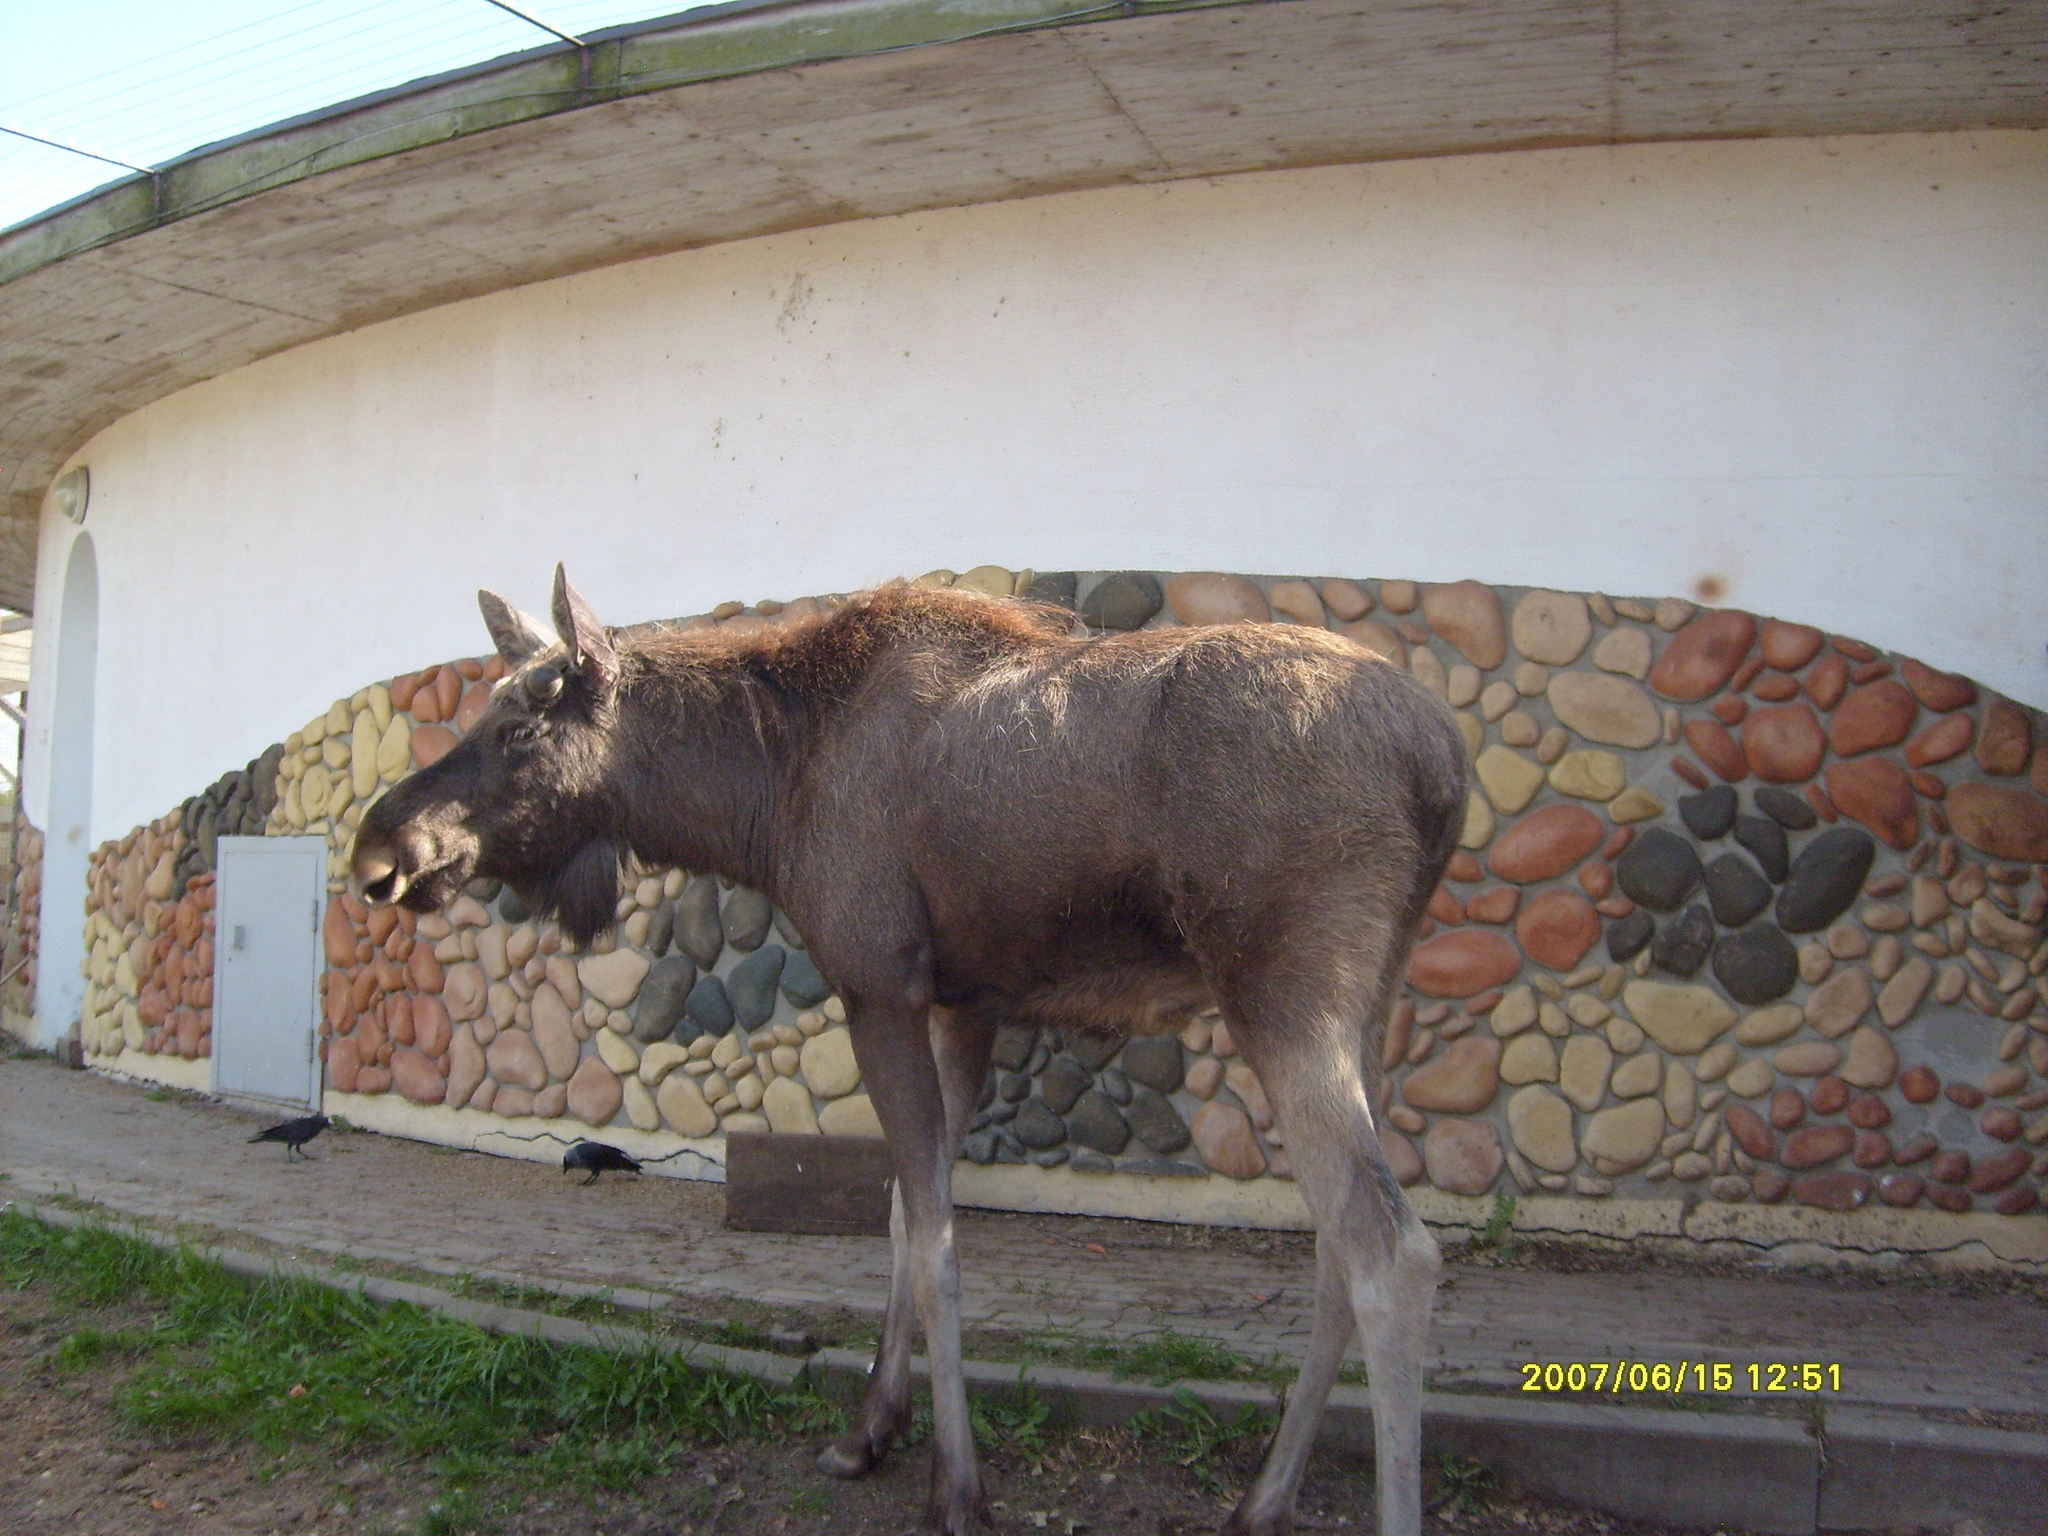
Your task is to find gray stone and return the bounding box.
[1121,1036,1185,1094]
[1776,827,1877,934]
[1127,1089,1191,1154]
[631,955,697,1044]
[727,945,785,1028]
[1066,1029,1124,1070]
[1616,827,1704,911]
[1734,814,1790,883]
[643,900,674,959]
[1651,904,1715,978]
[994,1131,1026,1164]
[1098,1068,1132,1106]
[1704,854,1773,928]
[1608,909,1655,961]
[772,907,806,949]
[1025,571,1078,610]
[722,887,773,951]
[683,974,734,1033]
[962,1131,998,1164]
[1011,1100,1068,1150]
[992,1025,1038,1071]
[1081,572,1162,631]
[1069,1150,1115,1174]
[986,1101,1016,1124]
[1679,785,1738,841]
[1001,1072,1032,1103]
[1029,1147,1069,1167]
[1040,1057,1091,1114]
[498,888,530,924]
[1117,1159,1205,1178]
[777,948,830,1007]
[1068,1091,1132,1154]
[1713,925,1800,1006]
[1754,785,1818,830]
[674,877,724,968]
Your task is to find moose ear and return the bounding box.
[478,590,551,665]
[551,565,618,690]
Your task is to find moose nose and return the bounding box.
[352,839,405,906]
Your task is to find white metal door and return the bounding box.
[213,837,325,1108]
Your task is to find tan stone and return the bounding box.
[1592,627,1651,679]
[1191,1101,1267,1178]
[546,954,582,1010]
[1479,680,1518,721]
[1422,581,1506,669]
[1546,672,1661,749]
[476,926,509,980]
[1804,968,1872,1039]
[1581,1097,1666,1174]
[1490,985,1538,1037]
[1622,981,1737,1055]
[1970,898,2041,960]
[1423,1120,1503,1195]
[1165,572,1270,625]
[1735,1004,1804,1046]
[530,983,580,1080]
[1663,1059,1697,1130]
[487,982,518,1029]
[622,1075,661,1132]
[351,711,382,800]
[1410,646,1449,698]
[577,948,650,1008]
[486,1030,547,1092]
[1726,1058,1775,1098]
[596,1029,639,1075]
[656,1072,718,1137]
[1267,579,1325,626]
[819,1094,885,1138]
[1400,1036,1501,1113]
[1511,591,1592,666]
[1605,1016,1644,1053]
[1548,751,1628,801]
[443,961,488,1022]
[1446,663,1482,707]
[1508,1085,1578,1173]
[1559,1035,1613,1112]
[1476,745,1545,814]
[955,565,1015,597]
[763,1075,821,1133]
[567,1056,623,1127]
[734,1073,765,1111]
[1460,792,1495,850]
[446,1024,486,1108]
[1773,1041,1842,1076]
[637,1040,690,1085]
[800,1030,861,1097]
[1878,957,1934,1026]
[1610,1053,1662,1098]
[1840,1025,1899,1089]
[1697,1041,1738,1082]
[1607,786,1664,824]
[1500,1032,1559,1084]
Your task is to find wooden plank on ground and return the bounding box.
[724,1131,894,1236]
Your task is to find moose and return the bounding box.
[352,568,1468,1536]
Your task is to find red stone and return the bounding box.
[1824,759,1920,850]
[1752,1170,1790,1203]
[1829,681,1918,756]
[1833,636,1879,662]
[1930,1149,1971,1184]
[1468,989,1503,1014]
[1769,1087,1806,1130]
[1851,661,1893,685]
[1782,1124,1855,1169]
[1601,828,1634,860]
[484,654,507,682]
[1945,1082,1985,1110]
[1731,655,1765,694]
[1672,758,1709,790]
[1741,704,1826,783]
[389,672,422,711]
[174,1009,205,1058]
[1516,890,1601,971]
[1596,895,1637,919]
[1846,1093,1890,1129]
[1927,1185,1973,1213]
[1408,931,1522,998]
[407,944,445,995]
[1577,860,1614,900]
[1684,719,1747,782]
[1401,1036,1501,1114]
[327,1035,361,1091]
[456,682,492,734]
[412,725,459,769]
[2034,745,2048,796]
[413,995,451,1058]
[382,992,413,1047]
[1981,1107,2022,1142]
[1809,1075,1849,1115]
[355,1065,393,1095]
[1805,654,1850,711]
[1648,610,1757,701]
[1751,674,1800,702]
[1878,1172,1923,1207]
[435,665,463,720]
[322,973,351,1031]
[1806,782,1837,822]
[1968,1147,2032,1193]
[1791,1171,1874,1211]
[1420,581,1506,669]
[1897,659,1976,712]
[1993,1185,2040,1216]
[1910,772,1947,801]
[366,905,398,945]
[1446,851,1483,883]
[356,1010,387,1062]
[324,899,358,969]
[373,956,403,994]
[1711,695,1748,726]
[347,968,377,1016]
[456,657,484,682]
[1466,887,1519,924]
[1976,699,2033,776]
[1760,619,1824,671]
[1894,1133,1937,1165]
[1852,1132,1892,1169]
[1489,804,1605,884]
[1725,1103,1775,1160]
[1428,886,1465,925]
[1946,783,2048,864]
[388,1046,447,1105]
[409,666,444,722]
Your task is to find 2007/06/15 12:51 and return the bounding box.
[1519,1361,1844,1393]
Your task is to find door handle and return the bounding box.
[232,925,247,950]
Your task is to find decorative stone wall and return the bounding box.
[63,564,2048,1248]
[3,818,41,1021]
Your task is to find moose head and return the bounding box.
[350,566,631,943]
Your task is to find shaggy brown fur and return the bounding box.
[353,570,1468,1536]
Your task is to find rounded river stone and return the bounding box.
[727,945,785,1028]
[1081,572,1163,631]
[674,877,725,968]
[1068,1091,1132,1155]
[991,1025,1038,1071]
[773,907,807,949]
[1678,785,1737,841]
[1025,571,1079,610]
[1607,909,1655,962]
[1712,925,1799,1005]
[683,974,735,1033]
[1733,814,1790,883]
[1775,827,1877,933]
[1098,1068,1133,1106]
[1615,827,1704,912]
[644,900,675,958]
[721,887,773,952]
[1753,785,1818,830]
[1121,1036,1185,1095]
[1000,1073,1031,1103]
[1650,903,1715,978]
[1128,1089,1192,1154]
[1066,1029,1125,1071]
[1011,1100,1068,1151]
[1704,854,1773,929]
[632,954,696,1043]
[498,888,530,924]
[777,947,831,1007]
[1040,1056,1093,1116]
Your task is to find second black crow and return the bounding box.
[563,1140,641,1185]
[249,1113,330,1161]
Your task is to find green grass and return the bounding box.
[1126,1387,1274,1494]
[0,1211,839,1517]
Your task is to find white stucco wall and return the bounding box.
[24,128,2048,854]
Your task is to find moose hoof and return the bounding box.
[817,1431,885,1480]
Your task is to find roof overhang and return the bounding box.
[3,0,2044,611]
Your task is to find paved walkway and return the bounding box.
[2,1056,2042,1420]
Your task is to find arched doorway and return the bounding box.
[37,532,96,1051]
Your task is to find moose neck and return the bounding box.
[608,653,790,894]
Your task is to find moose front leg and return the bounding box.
[818,1005,992,1530]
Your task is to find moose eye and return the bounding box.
[525,665,564,704]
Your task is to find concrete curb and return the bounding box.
[8,1202,2042,1533]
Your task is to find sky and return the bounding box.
[0,0,708,232]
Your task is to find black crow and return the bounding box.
[249,1113,330,1161]
[563,1140,641,1185]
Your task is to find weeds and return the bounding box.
[970,1370,1055,1470]
[1472,1193,1518,1255]
[1427,1450,1497,1515]
[1126,1387,1272,1494]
